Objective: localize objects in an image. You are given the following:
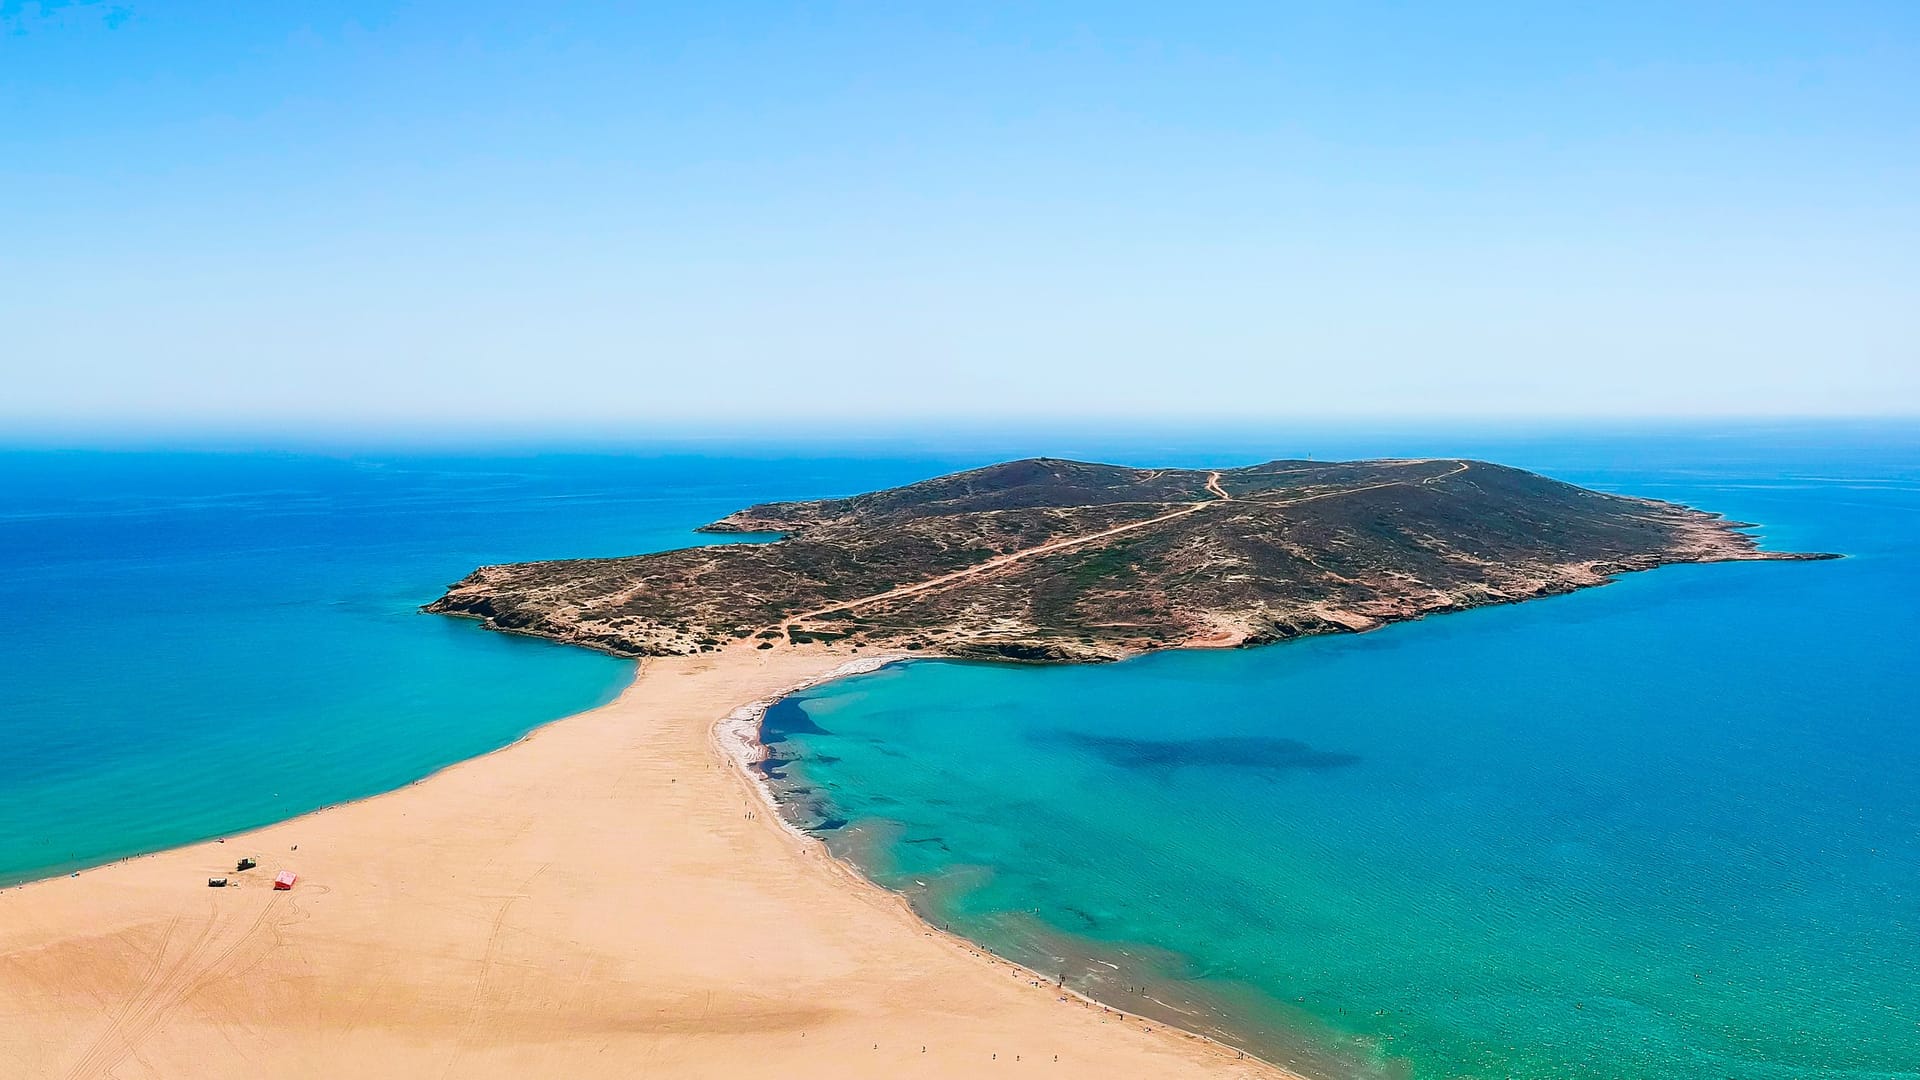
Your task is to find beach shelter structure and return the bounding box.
[273,870,297,890]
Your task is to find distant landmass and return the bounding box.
[427,457,1836,661]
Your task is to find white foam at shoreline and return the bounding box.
[713,654,903,833]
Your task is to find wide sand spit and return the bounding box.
[1,645,1296,1079]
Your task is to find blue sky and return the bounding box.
[3,1,1916,431]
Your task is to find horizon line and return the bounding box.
[5,414,1919,454]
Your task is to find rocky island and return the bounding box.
[427,457,1835,662]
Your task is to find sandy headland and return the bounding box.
[0,645,1292,1079]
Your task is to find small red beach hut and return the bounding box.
[273,870,297,890]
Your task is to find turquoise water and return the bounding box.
[6,427,1916,1079]
[0,447,964,887]
[764,431,1920,1080]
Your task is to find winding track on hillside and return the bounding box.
[777,460,1467,639]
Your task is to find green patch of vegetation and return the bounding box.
[1066,541,1138,588]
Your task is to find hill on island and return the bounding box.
[427,457,1833,662]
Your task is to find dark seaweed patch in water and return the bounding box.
[761,696,831,743]
[1058,904,1104,931]
[770,787,844,832]
[756,698,834,781]
[1046,732,1360,774]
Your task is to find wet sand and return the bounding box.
[0,645,1293,1079]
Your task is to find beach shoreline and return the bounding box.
[0,643,1295,1079]
[0,664,645,896]
[720,653,1302,1068]
[743,653,1341,1071]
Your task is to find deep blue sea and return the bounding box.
[3,424,1914,1080]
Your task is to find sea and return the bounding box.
[3,422,1915,1080]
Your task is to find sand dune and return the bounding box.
[0,646,1290,1079]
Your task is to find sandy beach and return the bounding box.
[0,645,1292,1079]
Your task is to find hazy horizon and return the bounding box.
[7,414,1917,457]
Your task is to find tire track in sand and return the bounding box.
[64,893,285,1079]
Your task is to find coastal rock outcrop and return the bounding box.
[427,456,1837,660]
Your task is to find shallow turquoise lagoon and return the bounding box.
[766,435,1920,1080]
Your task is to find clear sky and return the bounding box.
[4,2,1916,432]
